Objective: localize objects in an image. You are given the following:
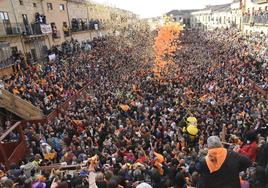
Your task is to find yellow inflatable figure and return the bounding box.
[183,117,198,142]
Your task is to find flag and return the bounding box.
[119,104,130,112]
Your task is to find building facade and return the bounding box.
[242,0,268,34]
[166,10,196,28]
[0,0,50,62]
[231,0,243,30]
[0,0,135,67]
[188,0,268,34]
[190,4,233,30]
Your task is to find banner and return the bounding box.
[40,24,52,34]
[48,53,56,61]
[94,23,99,30]
[119,104,130,111]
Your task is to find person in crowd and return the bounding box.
[238,130,258,161]
[196,136,252,188]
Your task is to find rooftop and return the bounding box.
[205,3,231,12]
[166,9,200,16]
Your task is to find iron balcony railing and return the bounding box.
[0,22,24,36]
[243,14,268,24]
[70,20,101,33]
[0,22,47,36]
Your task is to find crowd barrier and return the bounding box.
[248,79,268,98]
[228,66,268,99]
[0,82,91,169]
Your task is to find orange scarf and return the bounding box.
[205,147,227,173]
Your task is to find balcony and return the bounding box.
[52,29,61,39]
[0,57,14,69]
[0,22,51,37]
[71,24,89,33]
[0,23,24,36]
[243,14,268,25]
[70,19,101,33]
[252,0,268,4]
[22,23,47,36]
[252,14,268,24]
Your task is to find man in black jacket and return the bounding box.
[196,136,252,188]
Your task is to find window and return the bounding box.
[0,11,12,34]
[33,3,37,7]
[0,11,10,21]
[47,3,53,10]
[31,49,37,61]
[59,4,65,11]
[19,0,23,5]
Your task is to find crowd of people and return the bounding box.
[0,24,267,188]
[0,50,27,70]
[1,38,94,114]
[203,28,268,91]
[243,9,268,24]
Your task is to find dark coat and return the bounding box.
[197,151,252,188]
[256,143,268,167]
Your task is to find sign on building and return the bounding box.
[40,24,52,34]
[48,53,56,61]
[94,24,99,30]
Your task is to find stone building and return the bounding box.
[0,0,136,69]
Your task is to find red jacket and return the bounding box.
[239,141,257,161]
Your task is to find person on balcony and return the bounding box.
[52,24,57,39]
[62,22,69,37]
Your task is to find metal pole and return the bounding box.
[86,2,89,24]
[66,0,72,37]
[10,0,19,31]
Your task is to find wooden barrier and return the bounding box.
[0,121,25,169]
[40,164,86,171]
[0,82,91,169]
[227,64,268,99]
[248,79,268,98]
[0,66,14,77]
[0,89,44,120]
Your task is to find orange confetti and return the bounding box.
[152,23,183,80]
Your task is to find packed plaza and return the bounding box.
[0,0,268,188]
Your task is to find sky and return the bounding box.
[93,0,233,18]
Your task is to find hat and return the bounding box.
[136,182,153,188]
[207,136,222,149]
